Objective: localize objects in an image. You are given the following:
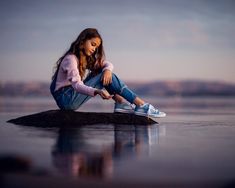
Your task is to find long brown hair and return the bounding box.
[52,28,105,80]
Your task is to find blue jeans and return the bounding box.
[51,72,137,110]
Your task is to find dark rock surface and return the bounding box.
[7,110,157,127]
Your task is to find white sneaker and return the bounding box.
[134,103,166,118]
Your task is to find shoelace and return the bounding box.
[147,104,159,115]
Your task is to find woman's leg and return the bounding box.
[104,73,144,105]
[113,94,145,106]
[72,72,144,109]
[112,94,125,103]
[55,72,144,110]
[55,73,104,110]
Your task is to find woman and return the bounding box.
[50,28,166,118]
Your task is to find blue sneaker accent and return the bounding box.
[114,102,135,114]
[134,103,166,118]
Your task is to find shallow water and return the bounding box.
[1,96,235,185]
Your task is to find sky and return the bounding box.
[0,0,235,83]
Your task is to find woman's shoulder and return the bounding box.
[62,54,78,65]
[61,54,79,69]
[63,53,78,62]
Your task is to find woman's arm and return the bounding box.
[101,60,114,85]
[62,55,97,96]
[94,89,113,99]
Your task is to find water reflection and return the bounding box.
[114,125,159,160]
[52,124,160,179]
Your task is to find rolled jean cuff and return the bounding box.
[120,86,137,104]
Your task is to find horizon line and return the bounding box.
[1,78,235,85]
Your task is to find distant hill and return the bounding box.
[127,80,235,96]
[1,80,235,97]
[0,82,49,97]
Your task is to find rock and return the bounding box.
[7,110,157,127]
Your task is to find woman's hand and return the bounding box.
[101,70,112,86]
[94,89,113,100]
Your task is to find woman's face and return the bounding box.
[82,37,101,56]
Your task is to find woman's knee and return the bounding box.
[105,73,125,93]
[111,73,119,81]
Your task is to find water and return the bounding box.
[1,96,235,186]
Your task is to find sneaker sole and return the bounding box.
[134,111,166,118]
[114,109,134,114]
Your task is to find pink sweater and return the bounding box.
[55,54,114,96]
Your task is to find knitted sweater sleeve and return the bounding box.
[102,60,114,72]
[62,55,97,96]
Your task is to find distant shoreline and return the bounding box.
[1,80,235,97]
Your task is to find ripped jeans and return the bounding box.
[52,72,137,110]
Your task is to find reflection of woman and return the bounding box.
[50,28,166,118]
[113,125,158,158]
[52,125,158,178]
[52,128,113,178]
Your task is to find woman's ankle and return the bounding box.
[133,97,145,106]
[113,94,125,104]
